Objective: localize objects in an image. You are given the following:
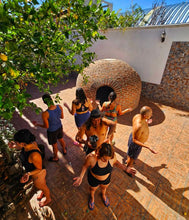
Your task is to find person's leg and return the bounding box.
[38,183,51,207]
[33,170,51,207]
[47,131,59,161]
[58,138,66,154]
[52,143,59,160]
[100,184,110,207]
[89,186,98,205]
[57,126,66,154]
[126,155,135,167]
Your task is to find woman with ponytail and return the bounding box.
[64,88,93,146]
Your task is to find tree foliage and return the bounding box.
[118,4,144,28]
[0,0,144,120]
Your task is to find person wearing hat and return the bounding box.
[75,109,116,155]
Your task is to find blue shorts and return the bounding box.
[75,111,90,128]
[127,133,142,160]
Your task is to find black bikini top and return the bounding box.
[91,160,113,176]
[76,103,89,112]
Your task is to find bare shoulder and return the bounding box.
[86,152,96,160]
[116,104,121,110]
[133,114,142,131]
[86,153,97,166]
[133,114,141,123]
[29,150,41,161]
[58,104,63,110]
[42,110,49,117]
[110,153,117,166]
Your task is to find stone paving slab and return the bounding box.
[11,77,189,220]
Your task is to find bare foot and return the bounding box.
[39,198,52,207]
[37,191,44,200]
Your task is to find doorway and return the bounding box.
[96,86,114,106]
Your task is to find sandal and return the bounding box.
[48,157,59,162]
[73,141,82,147]
[103,196,110,207]
[88,199,95,210]
[124,170,133,177]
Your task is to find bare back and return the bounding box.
[132,114,149,143]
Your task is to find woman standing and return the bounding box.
[73,143,136,210]
[64,88,93,145]
[9,129,51,207]
[96,91,132,145]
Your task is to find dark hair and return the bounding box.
[108,92,117,103]
[99,143,114,159]
[86,109,102,130]
[14,129,36,144]
[90,109,101,118]
[75,88,87,104]
[42,93,53,106]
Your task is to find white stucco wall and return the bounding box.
[90,24,189,84]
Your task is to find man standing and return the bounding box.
[126,106,157,168]
[33,94,66,162]
[75,109,116,155]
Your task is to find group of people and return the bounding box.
[8,88,157,209]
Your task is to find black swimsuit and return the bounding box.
[88,160,113,187]
[76,103,89,113]
[19,149,42,172]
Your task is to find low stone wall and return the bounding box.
[142,41,189,111]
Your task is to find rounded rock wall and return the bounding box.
[76,59,141,110]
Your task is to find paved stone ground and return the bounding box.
[11,77,189,220]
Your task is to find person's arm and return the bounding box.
[102,118,116,141]
[117,105,133,116]
[32,111,49,129]
[96,100,105,112]
[112,154,136,176]
[73,154,93,186]
[114,160,136,175]
[28,152,42,176]
[20,152,42,183]
[59,105,64,119]
[132,126,157,154]
[75,125,88,145]
[87,98,93,112]
[64,102,76,115]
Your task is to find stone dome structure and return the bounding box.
[76,59,141,110]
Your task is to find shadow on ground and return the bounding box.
[114,145,189,218]
[117,96,165,127]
